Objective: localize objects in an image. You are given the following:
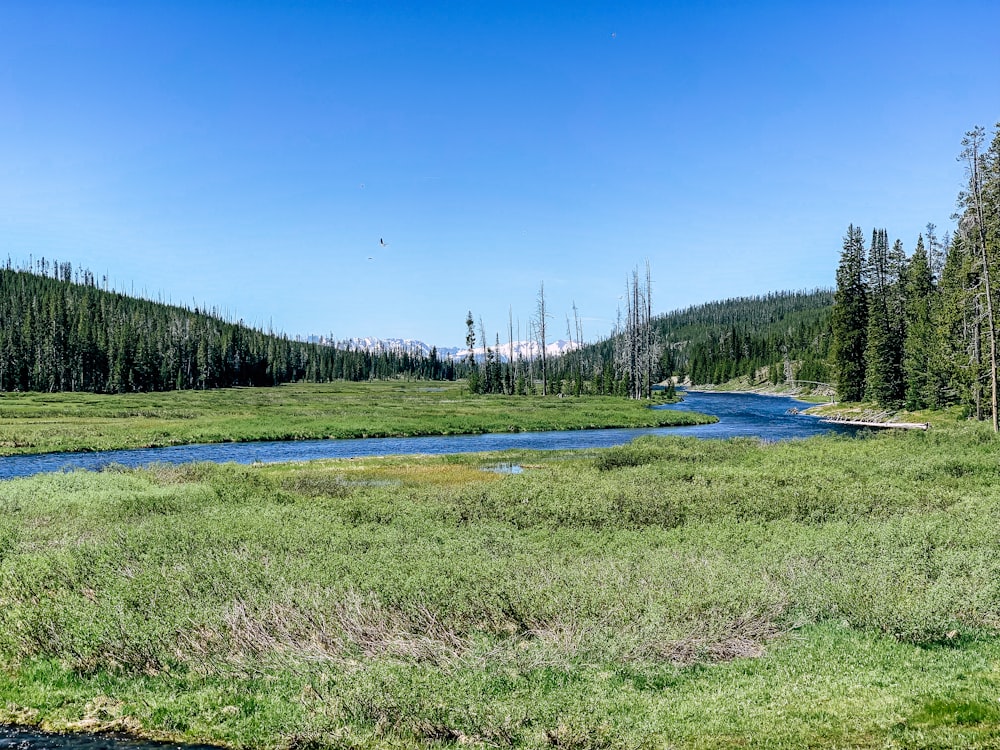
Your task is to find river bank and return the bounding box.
[0,382,712,457]
[681,381,833,401]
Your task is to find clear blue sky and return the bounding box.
[2,1,998,347]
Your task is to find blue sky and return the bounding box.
[2,1,998,347]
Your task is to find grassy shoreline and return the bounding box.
[0,381,714,457]
[2,424,1000,748]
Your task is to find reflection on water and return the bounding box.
[0,725,220,749]
[482,462,525,474]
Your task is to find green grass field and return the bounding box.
[0,381,712,456]
[2,419,1000,748]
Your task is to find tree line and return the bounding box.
[462,267,660,399]
[460,270,838,399]
[832,123,1000,426]
[0,262,454,393]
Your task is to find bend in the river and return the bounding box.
[0,391,856,481]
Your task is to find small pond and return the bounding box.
[0,725,220,749]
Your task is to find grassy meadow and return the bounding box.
[0,381,711,456]
[2,420,1000,748]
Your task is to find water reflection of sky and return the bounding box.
[656,390,856,441]
[0,724,220,749]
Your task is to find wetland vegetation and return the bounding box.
[3,423,1000,748]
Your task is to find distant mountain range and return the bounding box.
[306,336,579,362]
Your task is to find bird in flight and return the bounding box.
[379,238,387,247]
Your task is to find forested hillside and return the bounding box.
[566,289,834,389]
[657,290,834,385]
[0,263,453,393]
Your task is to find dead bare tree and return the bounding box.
[508,307,515,395]
[614,263,656,399]
[572,301,584,395]
[961,126,998,431]
[535,282,550,396]
[645,260,654,399]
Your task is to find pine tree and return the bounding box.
[903,235,936,408]
[464,311,480,394]
[933,232,978,412]
[831,224,868,402]
[863,230,906,407]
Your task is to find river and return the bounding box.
[0,391,853,481]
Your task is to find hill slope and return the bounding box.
[0,265,452,393]
[661,289,834,384]
[570,289,834,388]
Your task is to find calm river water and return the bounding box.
[0,391,853,481]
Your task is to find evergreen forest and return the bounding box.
[648,289,833,387]
[0,262,453,393]
[831,124,1000,425]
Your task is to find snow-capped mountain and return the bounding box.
[307,336,579,362]
[307,336,460,358]
[452,339,580,362]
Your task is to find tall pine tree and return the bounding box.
[903,235,937,408]
[831,224,868,402]
[863,230,906,408]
